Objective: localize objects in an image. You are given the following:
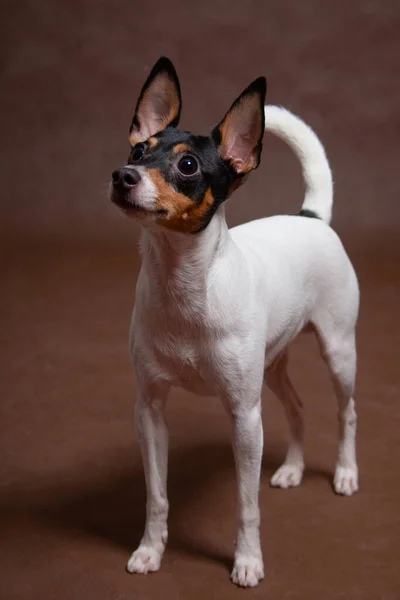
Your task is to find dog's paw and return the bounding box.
[231,555,264,588]
[126,546,163,574]
[334,466,358,496]
[270,463,303,489]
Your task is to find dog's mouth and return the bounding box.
[110,190,167,218]
[112,195,147,212]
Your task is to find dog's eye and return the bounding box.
[178,155,198,176]
[131,143,145,162]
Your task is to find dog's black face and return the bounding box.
[113,127,233,233]
[110,57,267,234]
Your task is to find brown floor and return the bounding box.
[1,1,400,599]
[1,240,399,600]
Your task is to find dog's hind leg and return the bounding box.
[315,321,359,496]
[266,352,305,488]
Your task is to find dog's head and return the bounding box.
[110,57,266,233]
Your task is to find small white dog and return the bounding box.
[110,57,359,588]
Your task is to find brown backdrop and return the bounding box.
[1,1,399,599]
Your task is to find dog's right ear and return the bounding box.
[129,57,182,145]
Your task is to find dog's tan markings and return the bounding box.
[148,169,215,233]
[130,131,145,146]
[172,143,190,154]
[129,133,139,146]
[147,137,159,148]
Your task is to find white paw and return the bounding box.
[126,546,163,574]
[231,555,264,588]
[334,466,358,496]
[270,463,304,489]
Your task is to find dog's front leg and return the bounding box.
[226,394,264,587]
[127,382,169,575]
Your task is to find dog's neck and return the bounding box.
[139,205,231,309]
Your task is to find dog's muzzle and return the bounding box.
[111,167,144,210]
[112,167,141,191]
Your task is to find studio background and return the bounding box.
[1,2,399,599]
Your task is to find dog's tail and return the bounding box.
[264,105,333,225]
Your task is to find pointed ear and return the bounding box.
[212,77,266,175]
[129,57,182,145]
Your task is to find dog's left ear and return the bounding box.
[212,77,266,175]
[129,57,182,145]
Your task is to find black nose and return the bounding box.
[112,167,141,190]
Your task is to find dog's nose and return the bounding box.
[112,167,141,190]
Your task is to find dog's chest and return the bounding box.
[134,266,240,395]
[139,319,217,395]
[156,334,216,394]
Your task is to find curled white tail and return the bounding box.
[264,105,333,224]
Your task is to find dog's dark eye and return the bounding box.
[178,155,198,176]
[131,143,145,162]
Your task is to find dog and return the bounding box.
[110,57,359,588]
